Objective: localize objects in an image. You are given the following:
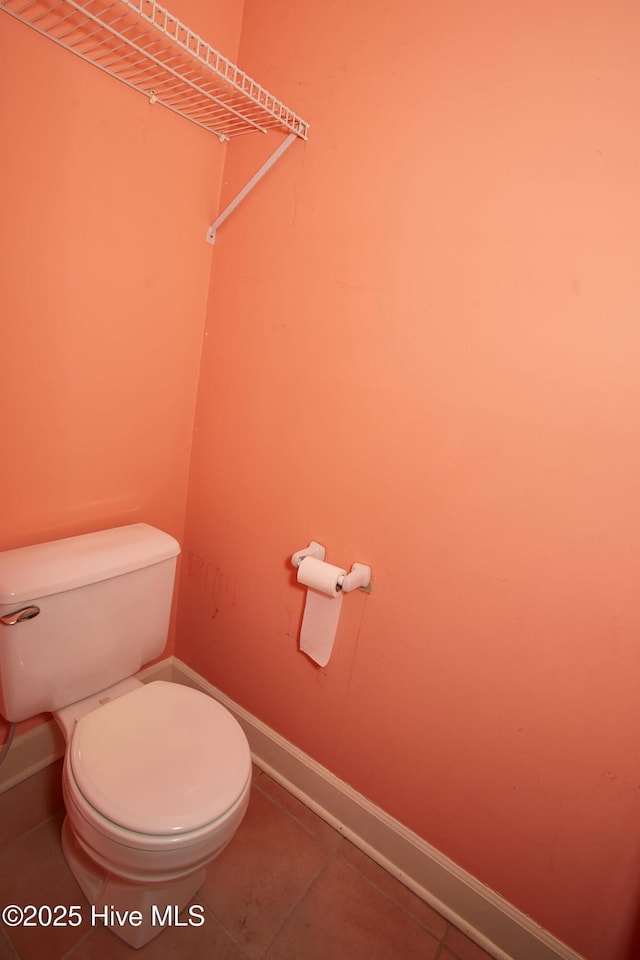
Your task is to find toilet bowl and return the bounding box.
[56,678,251,946]
[0,524,253,949]
[57,680,251,883]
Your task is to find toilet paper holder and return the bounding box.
[291,541,372,593]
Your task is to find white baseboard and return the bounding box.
[0,656,584,960]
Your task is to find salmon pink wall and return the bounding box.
[0,0,244,734]
[178,2,640,959]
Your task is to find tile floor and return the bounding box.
[0,760,495,960]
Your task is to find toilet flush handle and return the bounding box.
[0,605,40,626]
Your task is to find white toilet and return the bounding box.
[0,524,252,948]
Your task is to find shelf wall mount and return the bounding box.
[206,133,297,245]
[1,0,309,240]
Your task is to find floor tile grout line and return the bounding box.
[57,924,95,960]
[334,847,448,942]
[250,770,492,960]
[249,772,351,958]
[0,808,65,857]
[252,772,449,953]
[204,899,259,960]
[0,926,19,960]
[251,774,343,852]
[190,892,256,959]
[257,843,344,959]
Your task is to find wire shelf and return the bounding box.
[1,0,309,141]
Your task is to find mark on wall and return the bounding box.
[186,551,236,622]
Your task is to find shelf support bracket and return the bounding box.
[206,133,298,244]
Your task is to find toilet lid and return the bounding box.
[69,681,251,835]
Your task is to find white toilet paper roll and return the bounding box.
[296,556,346,596]
[296,557,347,666]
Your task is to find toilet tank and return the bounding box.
[0,524,180,722]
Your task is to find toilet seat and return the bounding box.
[63,753,251,883]
[68,681,251,836]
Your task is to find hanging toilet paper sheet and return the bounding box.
[296,556,346,667]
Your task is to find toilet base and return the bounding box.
[61,818,206,949]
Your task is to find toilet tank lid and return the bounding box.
[0,524,180,605]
